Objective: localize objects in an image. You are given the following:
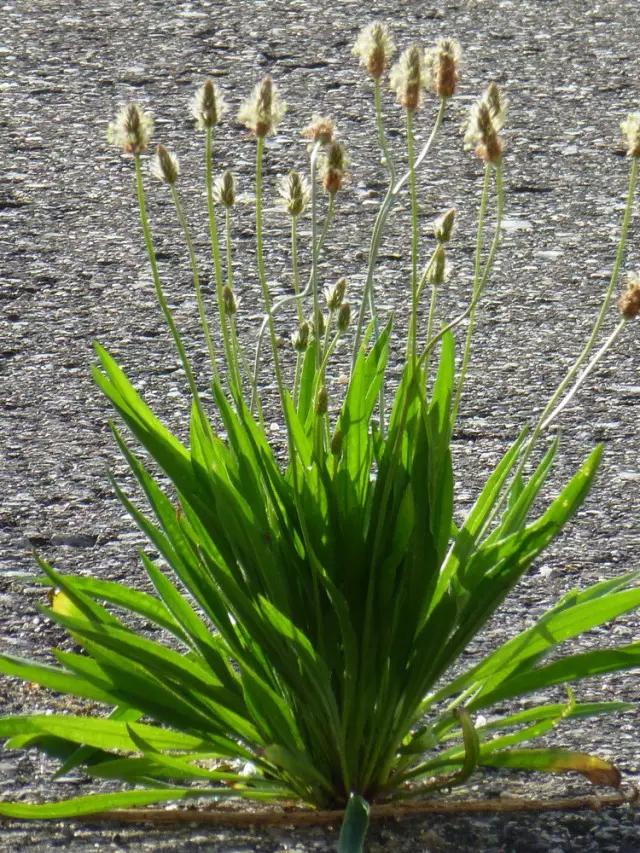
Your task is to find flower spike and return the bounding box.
[107,103,154,154]
[191,79,228,130]
[352,22,396,79]
[238,76,287,137]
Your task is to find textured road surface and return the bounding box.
[2,0,640,849]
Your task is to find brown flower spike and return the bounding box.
[425,38,461,99]
[389,45,428,112]
[464,83,507,164]
[321,142,348,195]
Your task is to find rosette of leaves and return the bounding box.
[0,331,639,851]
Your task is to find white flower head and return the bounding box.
[352,22,396,79]
[237,76,287,137]
[464,83,507,163]
[107,103,154,154]
[389,45,430,112]
[150,144,180,185]
[621,113,640,158]
[191,79,228,130]
[278,170,311,217]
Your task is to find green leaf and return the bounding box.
[338,794,370,853]
[0,787,229,819]
[431,429,528,610]
[486,436,559,543]
[0,715,218,754]
[470,642,640,710]
[0,653,118,707]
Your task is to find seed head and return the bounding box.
[107,103,154,154]
[315,386,328,416]
[223,285,238,316]
[214,170,236,208]
[425,38,461,99]
[278,170,310,218]
[301,115,336,146]
[619,273,640,318]
[464,83,507,163]
[433,208,456,243]
[337,301,351,333]
[389,45,430,112]
[352,21,396,79]
[238,76,287,137]
[191,80,228,130]
[621,113,640,158]
[331,427,343,456]
[324,277,347,311]
[321,141,348,196]
[426,244,448,286]
[292,321,310,351]
[150,144,180,185]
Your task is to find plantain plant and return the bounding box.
[2,22,640,853]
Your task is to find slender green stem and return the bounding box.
[224,208,234,290]
[424,278,439,371]
[479,155,636,543]
[309,142,323,370]
[374,78,396,183]
[406,110,419,360]
[291,216,304,325]
[134,156,203,419]
[530,155,639,445]
[170,186,217,381]
[293,352,303,407]
[450,160,503,426]
[205,127,234,385]
[540,320,627,430]
[353,98,447,363]
[222,206,244,398]
[252,135,287,417]
[250,194,335,411]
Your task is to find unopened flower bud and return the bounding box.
[352,21,396,79]
[223,285,238,315]
[301,115,336,147]
[619,274,640,318]
[337,302,351,332]
[238,76,287,137]
[315,386,328,416]
[433,208,456,243]
[427,245,447,286]
[331,427,343,456]
[278,170,310,217]
[107,103,154,154]
[309,311,327,338]
[191,79,228,130]
[321,141,348,195]
[325,277,347,311]
[292,321,310,351]
[425,39,461,99]
[389,45,429,112]
[621,114,640,158]
[151,144,180,185]
[214,170,236,208]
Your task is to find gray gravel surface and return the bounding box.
[2,0,640,849]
